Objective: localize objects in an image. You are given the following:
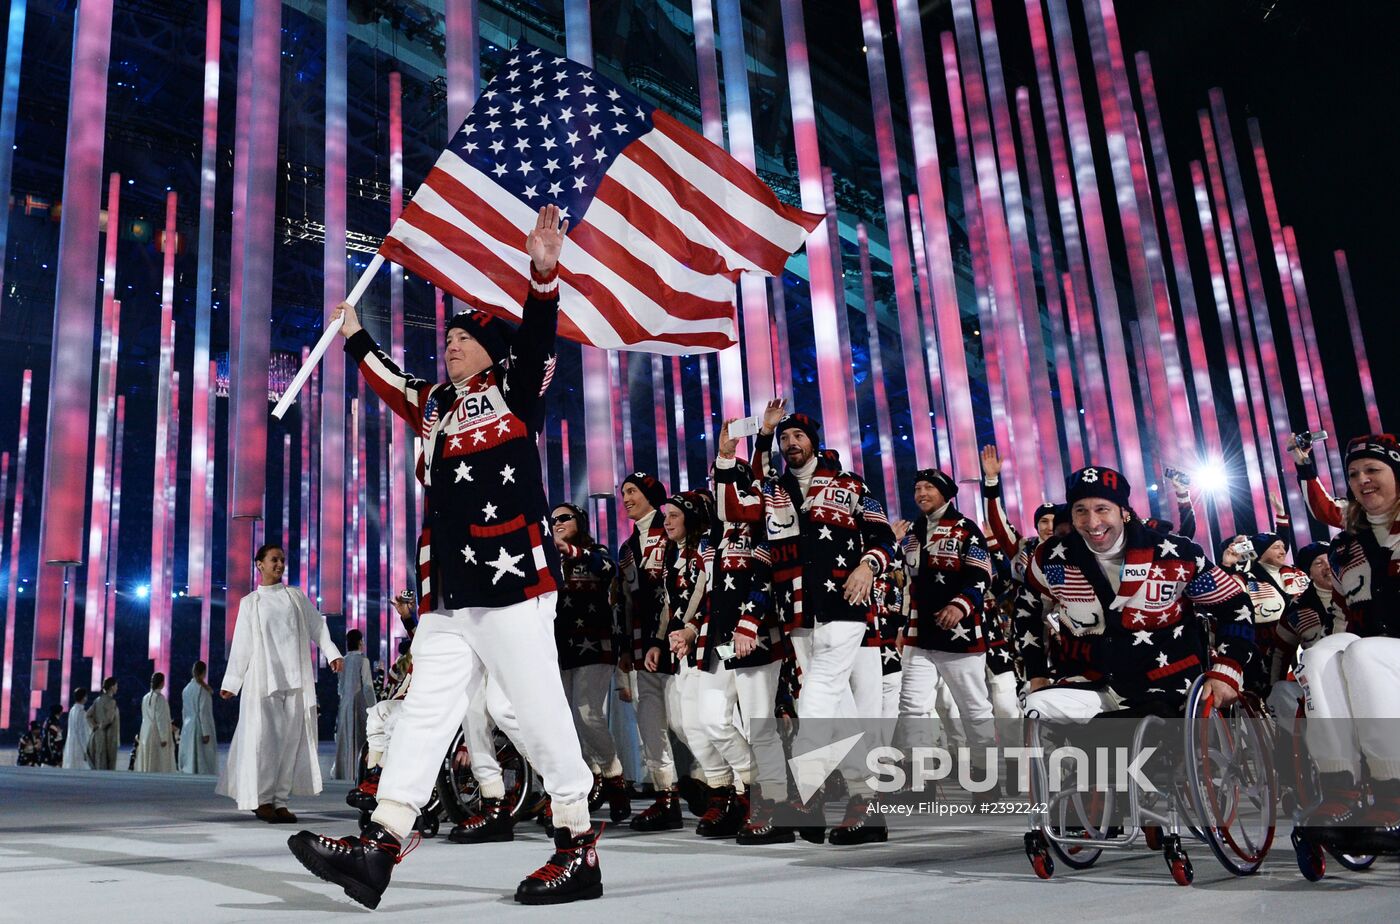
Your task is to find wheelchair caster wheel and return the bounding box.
[1025,831,1055,879]
[1142,825,1162,851]
[1163,834,1193,886]
[416,813,440,839]
[1292,830,1326,881]
[1326,846,1377,872]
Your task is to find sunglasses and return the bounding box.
[551,514,577,525]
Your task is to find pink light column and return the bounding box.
[1190,159,1268,527]
[1133,54,1230,538]
[859,224,899,505]
[149,194,179,672]
[822,167,862,460]
[1084,0,1195,475]
[1209,91,1306,537]
[104,396,124,678]
[859,0,935,470]
[1020,0,1112,457]
[963,0,1064,489]
[387,71,411,616]
[1282,228,1341,485]
[671,357,689,491]
[777,0,850,463]
[83,173,120,669]
[1,371,32,729]
[906,195,951,468]
[200,360,216,664]
[891,0,979,481]
[1014,89,1084,471]
[1334,250,1383,434]
[1249,120,1332,478]
[1043,0,1149,493]
[159,369,181,680]
[716,0,776,414]
[0,0,29,327]
[188,0,220,599]
[564,0,621,501]
[34,0,116,676]
[947,14,1043,516]
[320,0,348,621]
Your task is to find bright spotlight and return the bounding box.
[1193,460,1229,495]
[135,584,150,599]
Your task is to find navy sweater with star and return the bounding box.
[346,284,560,612]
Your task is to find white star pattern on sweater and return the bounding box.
[462,545,477,564]
[500,465,516,484]
[483,502,499,521]
[487,546,527,584]
[454,462,473,483]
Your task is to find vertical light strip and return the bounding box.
[58,569,75,706]
[859,224,899,504]
[387,71,410,621]
[1043,0,1147,491]
[906,195,951,468]
[105,396,124,679]
[34,0,116,675]
[698,354,716,444]
[83,174,120,664]
[560,418,572,504]
[671,356,689,491]
[1209,90,1306,536]
[348,398,360,634]
[1282,228,1340,485]
[1,371,32,728]
[1133,54,1230,538]
[149,194,179,666]
[565,0,620,500]
[445,0,478,130]
[768,280,794,400]
[690,0,723,142]
[320,0,348,621]
[1200,118,1275,525]
[1190,158,1269,527]
[201,360,216,664]
[859,0,933,469]
[1021,0,1111,458]
[1248,120,1327,470]
[1014,88,1084,471]
[0,455,7,690]
[822,167,862,460]
[1085,0,1194,474]
[966,0,1064,489]
[715,0,775,411]
[296,349,311,585]
[378,413,390,660]
[0,0,28,326]
[890,0,979,480]
[777,0,850,463]
[940,32,1011,465]
[307,364,320,602]
[651,354,672,489]
[947,11,1043,516]
[188,0,220,598]
[1334,250,1383,434]
[161,369,180,679]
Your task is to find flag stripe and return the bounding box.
[593,177,741,282]
[567,220,735,322]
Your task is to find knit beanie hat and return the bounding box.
[621,471,669,511]
[1065,465,1131,509]
[446,309,512,365]
[913,468,958,502]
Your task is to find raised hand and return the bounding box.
[892,519,913,544]
[717,418,739,459]
[525,204,568,274]
[1270,491,1287,519]
[761,397,787,435]
[1286,435,1311,465]
[980,444,1002,479]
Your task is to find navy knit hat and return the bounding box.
[1344,434,1400,499]
[1065,465,1131,509]
[621,471,669,511]
[1296,541,1331,575]
[777,413,822,449]
[913,468,958,501]
[1033,502,1058,524]
[446,309,512,365]
[665,491,710,532]
[1252,531,1289,555]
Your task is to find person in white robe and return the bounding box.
[135,673,176,772]
[86,677,121,770]
[333,628,375,780]
[217,542,343,823]
[63,689,92,769]
[180,660,218,774]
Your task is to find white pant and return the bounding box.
[1297,633,1400,780]
[372,595,593,838]
[882,670,902,719]
[692,660,767,788]
[257,690,306,808]
[1023,685,1123,724]
[634,669,677,789]
[850,646,883,719]
[366,700,403,766]
[462,674,522,800]
[988,670,1021,743]
[562,664,622,778]
[791,621,870,793]
[898,648,995,763]
[671,660,707,782]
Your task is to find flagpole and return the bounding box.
[272,253,384,419]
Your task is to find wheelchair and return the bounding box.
[1281,698,1380,880]
[1022,673,1277,885]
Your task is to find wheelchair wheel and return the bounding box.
[1292,830,1327,881]
[1046,775,1114,869]
[1024,831,1056,879]
[1325,845,1377,872]
[1184,678,1276,876]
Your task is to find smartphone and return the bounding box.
[729,415,762,439]
[1163,467,1191,486]
[715,642,737,661]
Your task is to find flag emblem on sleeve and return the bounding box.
[378,43,822,354]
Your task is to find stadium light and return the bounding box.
[1193,459,1230,496]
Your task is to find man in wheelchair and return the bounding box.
[1014,465,1257,724]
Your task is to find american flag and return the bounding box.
[1044,564,1097,603]
[379,43,823,354]
[1185,566,1242,606]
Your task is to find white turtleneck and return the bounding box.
[1090,530,1128,592]
[924,501,952,543]
[791,455,819,497]
[1368,511,1399,550]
